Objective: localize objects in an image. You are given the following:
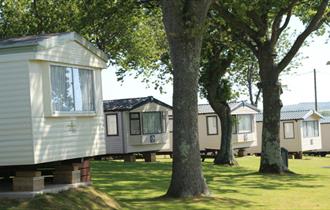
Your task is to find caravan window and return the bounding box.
[206,116,218,135]
[50,65,95,113]
[142,112,163,134]
[168,116,173,133]
[106,114,118,136]
[232,115,253,134]
[303,121,319,138]
[283,122,294,139]
[130,113,141,135]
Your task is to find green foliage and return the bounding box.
[0,0,169,91]
[0,0,79,38]
[199,8,238,103]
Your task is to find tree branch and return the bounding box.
[278,0,329,72]
[254,88,262,106]
[247,11,268,37]
[231,32,258,55]
[270,0,298,48]
[214,1,261,46]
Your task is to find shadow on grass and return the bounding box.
[119,195,257,210]
[0,187,120,210]
[203,162,324,193]
[91,159,324,209]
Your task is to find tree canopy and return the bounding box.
[214,0,329,174]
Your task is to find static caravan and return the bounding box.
[0,32,107,192]
[315,117,330,156]
[103,96,172,162]
[246,110,323,157]
[163,102,259,154]
[197,103,259,152]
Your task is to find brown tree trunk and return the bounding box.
[161,0,211,198]
[212,103,237,166]
[258,54,287,174]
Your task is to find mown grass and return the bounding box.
[0,187,121,210]
[1,156,329,210]
[92,156,330,210]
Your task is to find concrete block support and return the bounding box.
[13,171,44,192]
[144,152,157,162]
[54,163,81,184]
[124,154,136,162]
[238,149,245,157]
[294,152,303,159]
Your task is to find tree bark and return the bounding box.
[161,0,211,198]
[258,52,287,174]
[212,103,237,166]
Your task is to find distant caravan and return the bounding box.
[103,96,172,162]
[161,102,259,157]
[246,110,323,158]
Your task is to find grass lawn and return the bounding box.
[0,187,120,210]
[92,156,330,210]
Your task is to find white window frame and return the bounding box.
[303,120,319,138]
[235,114,253,134]
[142,111,164,135]
[283,122,295,139]
[106,114,119,136]
[48,64,96,116]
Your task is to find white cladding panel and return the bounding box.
[319,123,330,152]
[35,41,106,69]
[0,61,34,166]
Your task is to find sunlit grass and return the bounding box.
[92,156,330,210]
[0,187,120,210]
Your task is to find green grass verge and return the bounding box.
[92,156,330,210]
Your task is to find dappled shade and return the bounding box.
[91,156,330,209]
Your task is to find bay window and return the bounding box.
[142,112,162,134]
[232,115,253,134]
[303,121,319,138]
[129,112,166,135]
[50,65,95,113]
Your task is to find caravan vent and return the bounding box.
[150,135,156,143]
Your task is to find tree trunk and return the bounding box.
[212,103,237,166]
[161,0,211,198]
[258,54,287,174]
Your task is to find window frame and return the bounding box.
[283,122,295,139]
[235,114,253,134]
[49,64,96,116]
[206,115,219,136]
[142,111,163,135]
[169,115,173,133]
[106,114,119,136]
[232,115,237,134]
[303,120,319,138]
[129,112,141,135]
